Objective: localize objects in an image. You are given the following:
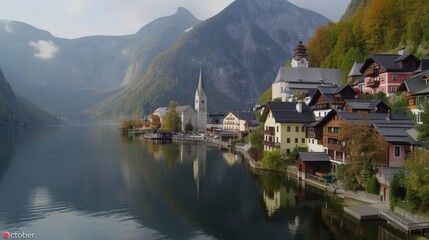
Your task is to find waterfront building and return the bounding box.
[296,152,331,180]
[361,53,419,96]
[260,102,314,153]
[207,112,225,132]
[222,111,258,132]
[271,40,342,101]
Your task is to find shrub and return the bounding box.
[261,151,283,170]
[366,175,380,194]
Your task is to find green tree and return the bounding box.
[390,170,406,203]
[163,100,181,132]
[261,150,283,170]
[257,87,272,104]
[416,102,429,142]
[184,122,193,133]
[249,124,264,148]
[404,148,429,212]
[366,175,380,194]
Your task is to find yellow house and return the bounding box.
[260,102,315,154]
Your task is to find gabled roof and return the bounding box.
[273,67,343,84]
[344,99,388,111]
[308,85,356,106]
[154,107,169,117]
[207,112,225,124]
[398,70,429,95]
[415,58,429,73]
[360,54,418,72]
[260,102,315,123]
[348,62,364,77]
[297,152,330,162]
[175,105,195,114]
[378,167,401,184]
[317,109,415,144]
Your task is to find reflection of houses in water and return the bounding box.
[288,216,300,238]
[222,149,241,166]
[263,186,297,217]
[193,145,206,200]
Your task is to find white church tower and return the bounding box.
[195,65,207,132]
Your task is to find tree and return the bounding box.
[416,102,429,142]
[338,118,388,189]
[249,124,264,148]
[261,151,283,170]
[184,122,193,133]
[163,100,181,132]
[390,170,406,203]
[404,148,429,212]
[366,175,380,194]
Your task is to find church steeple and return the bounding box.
[291,35,309,68]
[194,64,207,132]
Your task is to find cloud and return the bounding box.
[0,20,13,33]
[28,40,60,60]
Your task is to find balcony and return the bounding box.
[324,131,339,138]
[306,132,316,138]
[263,141,280,148]
[264,129,275,136]
[365,67,379,77]
[366,79,380,88]
[324,143,342,151]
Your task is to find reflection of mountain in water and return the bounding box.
[0,128,17,179]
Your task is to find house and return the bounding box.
[348,62,364,93]
[343,99,390,113]
[315,110,415,171]
[360,53,419,95]
[376,167,401,202]
[271,40,343,101]
[296,152,331,180]
[207,112,225,132]
[398,69,429,124]
[260,102,314,153]
[222,111,258,132]
[305,121,325,152]
[153,107,169,127]
[307,85,357,119]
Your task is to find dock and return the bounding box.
[344,205,382,220]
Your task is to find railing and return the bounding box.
[367,79,380,88]
[323,132,339,138]
[263,141,280,148]
[264,129,275,136]
[365,68,379,77]
[306,132,316,138]
[324,143,341,151]
[380,210,429,234]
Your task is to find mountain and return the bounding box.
[0,68,61,126]
[340,0,365,21]
[91,0,330,120]
[0,8,201,120]
[307,0,429,80]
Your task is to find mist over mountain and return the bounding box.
[92,0,330,120]
[0,68,61,126]
[0,8,201,120]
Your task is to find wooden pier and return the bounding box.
[344,205,382,220]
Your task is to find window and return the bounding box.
[276,137,278,142]
[287,138,290,143]
[276,126,279,133]
[286,149,290,154]
[295,138,298,143]
[287,126,290,132]
[391,87,396,92]
[392,75,397,81]
[302,138,305,143]
[394,146,401,157]
[312,139,314,144]
[295,126,299,132]
[301,126,305,132]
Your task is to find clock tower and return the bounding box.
[291,38,309,68]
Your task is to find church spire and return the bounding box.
[198,63,204,91]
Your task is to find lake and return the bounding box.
[0,125,415,239]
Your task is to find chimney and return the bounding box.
[296,101,303,113]
[385,110,391,121]
[398,47,405,56]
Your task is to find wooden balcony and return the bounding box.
[306,132,316,138]
[264,129,275,136]
[365,68,379,77]
[367,79,380,88]
[263,141,280,148]
[324,143,342,151]
[323,132,339,138]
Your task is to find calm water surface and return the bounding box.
[0,125,412,239]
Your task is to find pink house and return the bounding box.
[360,53,419,96]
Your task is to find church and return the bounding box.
[271,39,343,101]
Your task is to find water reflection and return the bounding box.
[0,126,416,240]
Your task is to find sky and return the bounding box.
[0,0,350,39]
